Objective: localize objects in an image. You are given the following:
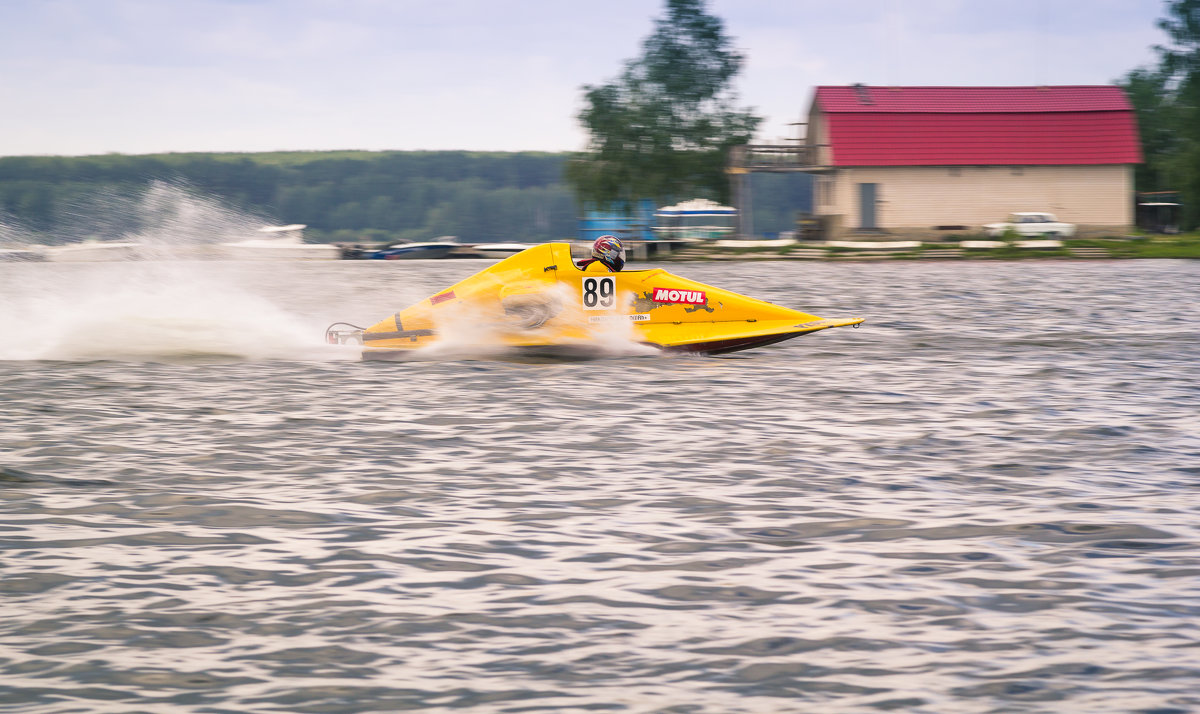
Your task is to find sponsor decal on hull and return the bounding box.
[588,313,651,323]
[651,287,706,305]
[430,290,456,305]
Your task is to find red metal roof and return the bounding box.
[813,85,1141,166]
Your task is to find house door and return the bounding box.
[858,183,878,229]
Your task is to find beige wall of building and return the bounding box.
[807,106,834,170]
[813,165,1134,237]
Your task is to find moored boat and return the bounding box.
[368,238,460,260]
[0,246,47,262]
[468,242,534,260]
[220,224,340,261]
[46,241,142,262]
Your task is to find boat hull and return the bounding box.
[470,243,533,260]
[220,244,341,260]
[369,243,458,260]
[46,243,142,262]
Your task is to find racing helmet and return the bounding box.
[591,235,626,272]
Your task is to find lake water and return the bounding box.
[2,257,1199,713]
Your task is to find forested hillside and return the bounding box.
[0,151,811,244]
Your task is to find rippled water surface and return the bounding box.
[2,257,1199,713]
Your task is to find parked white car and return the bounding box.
[982,212,1076,238]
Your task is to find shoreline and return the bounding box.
[650,236,1200,262]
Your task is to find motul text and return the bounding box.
[652,288,706,305]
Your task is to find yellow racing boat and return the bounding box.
[326,243,863,360]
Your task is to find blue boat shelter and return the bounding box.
[578,200,657,243]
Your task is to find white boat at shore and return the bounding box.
[220,224,341,261]
[470,242,534,259]
[714,237,797,249]
[368,240,461,260]
[824,240,922,249]
[0,245,48,262]
[46,241,143,262]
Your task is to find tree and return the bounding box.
[1120,67,1176,193]
[1127,0,1200,229]
[566,0,761,209]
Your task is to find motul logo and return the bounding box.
[652,287,706,305]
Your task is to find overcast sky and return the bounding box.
[0,0,1168,157]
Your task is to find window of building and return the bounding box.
[818,177,834,206]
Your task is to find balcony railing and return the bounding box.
[728,144,824,172]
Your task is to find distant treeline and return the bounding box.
[0,150,811,244]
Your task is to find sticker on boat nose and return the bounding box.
[582,276,616,310]
[652,287,706,305]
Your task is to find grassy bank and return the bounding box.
[660,234,1200,261]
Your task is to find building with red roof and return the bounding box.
[805,85,1141,237]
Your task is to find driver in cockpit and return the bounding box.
[576,235,626,272]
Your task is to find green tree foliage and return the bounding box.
[0,149,808,243]
[1158,0,1200,229]
[0,151,578,244]
[1121,67,1175,192]
[1123,0,1200,229]
[566,0,761,209]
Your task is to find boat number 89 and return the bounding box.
[582,276,615,310]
